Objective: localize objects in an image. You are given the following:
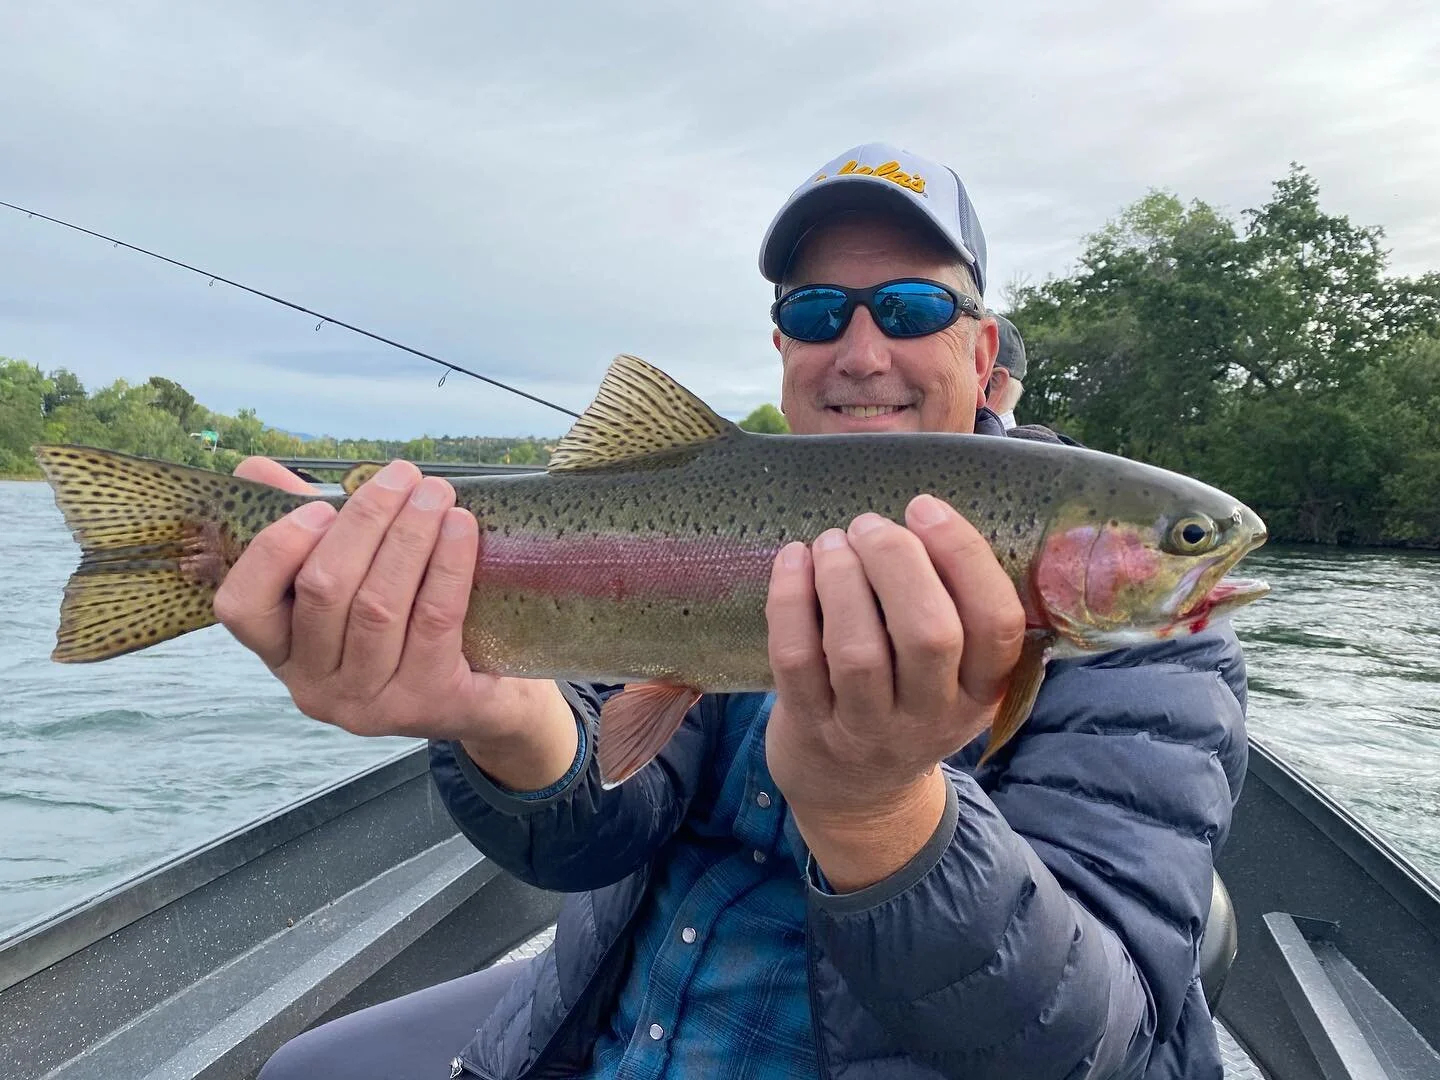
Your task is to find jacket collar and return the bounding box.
[973,407,1006,437]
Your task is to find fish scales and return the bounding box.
[452,432,1111,689]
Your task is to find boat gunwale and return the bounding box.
[1245,734,1440,940]
[0,742,427,992]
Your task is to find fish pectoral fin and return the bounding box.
[978,630,1055,766]
[340,462,386,496]
[548,354,740,472]
[597,681,703,788]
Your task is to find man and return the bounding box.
[987,311,1026,429]
[224,142,1248,1079]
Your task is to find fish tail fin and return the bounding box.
[597,681,703,788]
[32,444,304,663]
[978,631,1054,765]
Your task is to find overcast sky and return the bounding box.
[3,1,1437,440]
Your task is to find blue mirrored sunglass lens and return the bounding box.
[871,282,957,336]
[778,289,849,340]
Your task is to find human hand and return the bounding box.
[764,494,1026,824]
[213,457,576,788]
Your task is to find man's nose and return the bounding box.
[834,306,892,378]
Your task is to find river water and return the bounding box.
[1,478,1438,938]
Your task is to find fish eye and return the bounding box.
[1168,515,1217,554]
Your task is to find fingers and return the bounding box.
[809,528,894,717]
[338,476,458,690]
[845,512,963,714]
[214,499,338,669]
[234,456,319,495]
[287,460,423,676]
[905,495,1025,706]
[394,506,481,691]
[765,542,831,717]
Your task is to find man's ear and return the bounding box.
[974,316,999,407]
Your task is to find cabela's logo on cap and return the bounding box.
[811,158,926,195]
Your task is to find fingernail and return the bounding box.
[779,542,807,569]
[441,508,471,538]
[814,529,848,552]
[910,494,947,527]
[290,500,335,531]
[849,513,887,536]
[410,478,448,511]
[373,460,415,490]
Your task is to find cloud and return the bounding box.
[3,1,1437,439]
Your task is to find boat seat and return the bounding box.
[1199,869,1238,1010]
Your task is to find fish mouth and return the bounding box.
[1175,576,1270,630]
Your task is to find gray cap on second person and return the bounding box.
[991,312,1027,380]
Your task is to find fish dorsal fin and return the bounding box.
[548,354,738,472]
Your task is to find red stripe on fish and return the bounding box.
[476,531,779,602]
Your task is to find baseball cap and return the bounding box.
[992,312,1028,379]
[759,141,988,296]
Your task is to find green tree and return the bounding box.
[43,369,86,415]
[739,403,789,434]
[147,376,199,431]
[219,407,265,456]
[0,359,48,476]
[1009,164,1440,547]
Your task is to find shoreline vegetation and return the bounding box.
[4,167,1437,548]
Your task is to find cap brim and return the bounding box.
[760,176,974,284]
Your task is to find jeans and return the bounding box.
[257,958,527,1080]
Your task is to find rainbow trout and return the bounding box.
[34,354,1268,786]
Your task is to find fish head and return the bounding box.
[1030,464,1270,654]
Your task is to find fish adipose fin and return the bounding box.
[548,354,740,471]
[597,681,703,788]
[32,444,302,663]
[979,630,1055,765]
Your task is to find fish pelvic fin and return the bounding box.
[548,354,740,471]
[597,681,703,788]
[32,444,308,663]
[978,630,1055,765]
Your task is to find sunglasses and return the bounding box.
[771,278,983,343]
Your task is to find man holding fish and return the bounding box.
[42,143,1260,1077]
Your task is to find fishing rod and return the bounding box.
[0,198,582,419]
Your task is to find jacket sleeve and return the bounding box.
[428,681,719,893]
[805,625,1249,1079]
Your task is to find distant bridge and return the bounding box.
[272,457,544,482]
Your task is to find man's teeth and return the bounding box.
[838,405,904,418]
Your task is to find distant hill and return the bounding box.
[266,427,321,443]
